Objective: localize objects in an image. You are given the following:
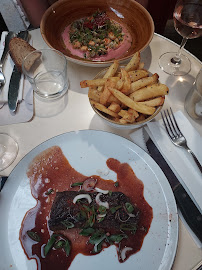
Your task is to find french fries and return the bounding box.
[80,52,169,125]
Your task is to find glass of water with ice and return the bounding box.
[22,48,69,100]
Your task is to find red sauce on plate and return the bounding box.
[20,146,153,269]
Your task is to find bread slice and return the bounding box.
[9,37,40,72]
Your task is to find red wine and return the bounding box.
[173,4,202,39]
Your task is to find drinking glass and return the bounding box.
[22,48,69,100]
[185,68,202,120]
[0,133,18,171]
[159,0,202,76]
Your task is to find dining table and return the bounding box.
[0,28,202,270]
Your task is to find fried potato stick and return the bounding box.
[90,100,119,118]
[88,87,101,102]
[100,78,118,105]
[108,87,156,115]
[129,84,169,102]
[138,97,165,106]
[128,69,149,82]
[80,78,107,88]
[97,60,119,92]
[130,73,159,93]
[108,102,121,113]
[120,68,131,94]
[125,51,140,72]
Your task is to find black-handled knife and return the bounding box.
[143,128,202,243]
[8,30,29,113]
[0,176,8,192]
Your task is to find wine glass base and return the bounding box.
[0,134,19,171]
[159,52,191,76]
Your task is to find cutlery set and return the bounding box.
[0,30,29,113]
[144,108,202,243]
[143,127,202,243]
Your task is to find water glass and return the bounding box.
[185,69,202,120]
[22,48,69,100]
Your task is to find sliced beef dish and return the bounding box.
[20,146,153,270]
[49,191,140,232]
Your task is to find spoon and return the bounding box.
[0,31,16,91]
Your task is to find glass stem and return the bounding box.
[171,37,188,65]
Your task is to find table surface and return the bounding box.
[1,29,202,270]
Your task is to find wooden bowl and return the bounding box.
[40,0,154,67]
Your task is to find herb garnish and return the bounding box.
[110,205,122,214]
[79,227,95,236]
[54,239,66,249]
[125,202,134,213]
[71,182,84,187]
[120,223,137,234]
[61,220,75,229]
[27,230,41,242]
[114,182,119,187]
[45,189,54,195]
[108,234,128,243]
[44,234,59,257]
[69,10,124,59]
[44,234,71,257]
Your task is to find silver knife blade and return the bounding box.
[8,30,29,113]
[143,128,202,243]
[8,66,22,112]
[0,176,8,192]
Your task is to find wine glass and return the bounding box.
[159,0,202,76]
[0,133,18,171]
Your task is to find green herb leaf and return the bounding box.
[71,182,83,187]
[98,205,107,214]
[27,231,41,242]
[108,191,112,196]
[45,189,53,195]
[114,182,119,187]
[120,223,137,234]
[79,227,95,236]
[44,234,59,257]
[125,202,134,213]
[80,209,87,219]
[110,205,122,214]
[61,221,75,229]
[54,239,66,249]
[89,230,106,245]
[64,239,71,257]
[93,241,103,253]
[109,234,128,243]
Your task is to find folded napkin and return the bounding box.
[0,32,24,105]
[130,110,202,247]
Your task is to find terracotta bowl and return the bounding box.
[89,67,164,130]
[40,0,154,67]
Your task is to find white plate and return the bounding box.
[0,130,178,270]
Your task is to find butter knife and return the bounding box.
[0,176,8,192]
[8,30,29,113]
[143,128,202,243]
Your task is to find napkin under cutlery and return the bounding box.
[0,31,33,126]
[0,32,23,105]
[130,110,202,247]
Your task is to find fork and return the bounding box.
[161,107,202,174]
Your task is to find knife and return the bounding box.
[0,176,8,192]
[143,128,202,243]
[8,30,29,113]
